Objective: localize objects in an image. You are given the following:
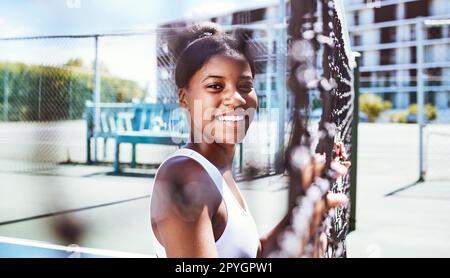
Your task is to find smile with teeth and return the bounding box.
[216,115,244,122]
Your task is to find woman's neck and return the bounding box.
[185,142,236,173]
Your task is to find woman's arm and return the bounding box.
[151,158,221,258]
[156,198,218,258]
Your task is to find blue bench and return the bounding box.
[85,101,189,174]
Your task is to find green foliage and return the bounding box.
[0,62,144,121]
[407,103,438,121]
[389,111,408,123]
[383,100,392,111]
[359,93,391,122]
[64,58,84,68]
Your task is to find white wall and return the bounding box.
[396,25,411,42]
[346,12,354,26]
[396,47,411,64]
[429,0,450,16]
[359,8,374,25]
[362,29,379,44]
[396,2,405,19]
[363,50,379,66]
[430,44,449,63]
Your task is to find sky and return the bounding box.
[0,0,280,99]
[0,0,279,36]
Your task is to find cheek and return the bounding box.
[246,91,258,108]
[187,89,221,111]
[188,95,223,126]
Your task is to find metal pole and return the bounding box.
[38,74,42,121]
[275,0,287,174]
[93,35,101,162]
[266,27,273,174]
[416,20,425,181]
[349,52,361,233]
[68,78,73,120]
[3,68,9,121]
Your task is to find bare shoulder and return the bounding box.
[151,155,221,222]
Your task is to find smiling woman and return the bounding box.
[150,22,261,258]
[149,22,350,258]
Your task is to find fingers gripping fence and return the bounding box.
[268,0,354,258]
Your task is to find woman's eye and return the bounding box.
[207,84,223,90]
[239,83,254,92]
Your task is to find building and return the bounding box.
[155,0,450,117]
[344,0,450,111]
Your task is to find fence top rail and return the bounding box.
[0,32,158,41]
[0,22,285,41]
[85,102,135,109]
[84,102,181,109]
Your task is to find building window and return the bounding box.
[426,68,442,86]
[383,92,395,104]
[232,8,265,24]
[380,26,396,43]
[353,34,361,46]
[232,11,249,24]
[374,5,396,23]
[410,47,417,64]
[250,8,265,22]
[405,0,429,19]
[410,92,417,104]
[380,49,395,65]
[428,26,442,40]
[353,11,359,25]
[254,60,268,74]
[361,71,371,87]
[426,91,436,106]
[409,69,417,87]
[410,25,416,41]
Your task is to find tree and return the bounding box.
[359,93,391,122]
[64,58,84,68]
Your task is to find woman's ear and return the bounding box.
[178,88,189,110]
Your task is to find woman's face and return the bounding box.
[180,54,258,144]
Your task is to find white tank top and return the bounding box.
[150,148,260,258]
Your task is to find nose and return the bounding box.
[223,90,247,108]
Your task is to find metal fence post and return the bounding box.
[3,68,9,121]
[349,52,361,232]
[93,35,101,162]
[416,20,426,182]
[266,27,273,174]
[38,74,42,121]
[275,0,287,174]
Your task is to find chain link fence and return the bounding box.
[0,25,292,177]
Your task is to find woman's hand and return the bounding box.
[331,142,351,176]
[297,142,351,257]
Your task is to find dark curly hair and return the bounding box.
[169,22,256,89]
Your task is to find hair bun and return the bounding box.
[169,22,223,60]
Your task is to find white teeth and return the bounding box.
[217,115,244,122]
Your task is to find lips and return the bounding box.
[216,115,244,122]
[214,110,245,122]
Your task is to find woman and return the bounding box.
[150,22,349,258]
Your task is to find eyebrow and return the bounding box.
[202,75,253,82]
